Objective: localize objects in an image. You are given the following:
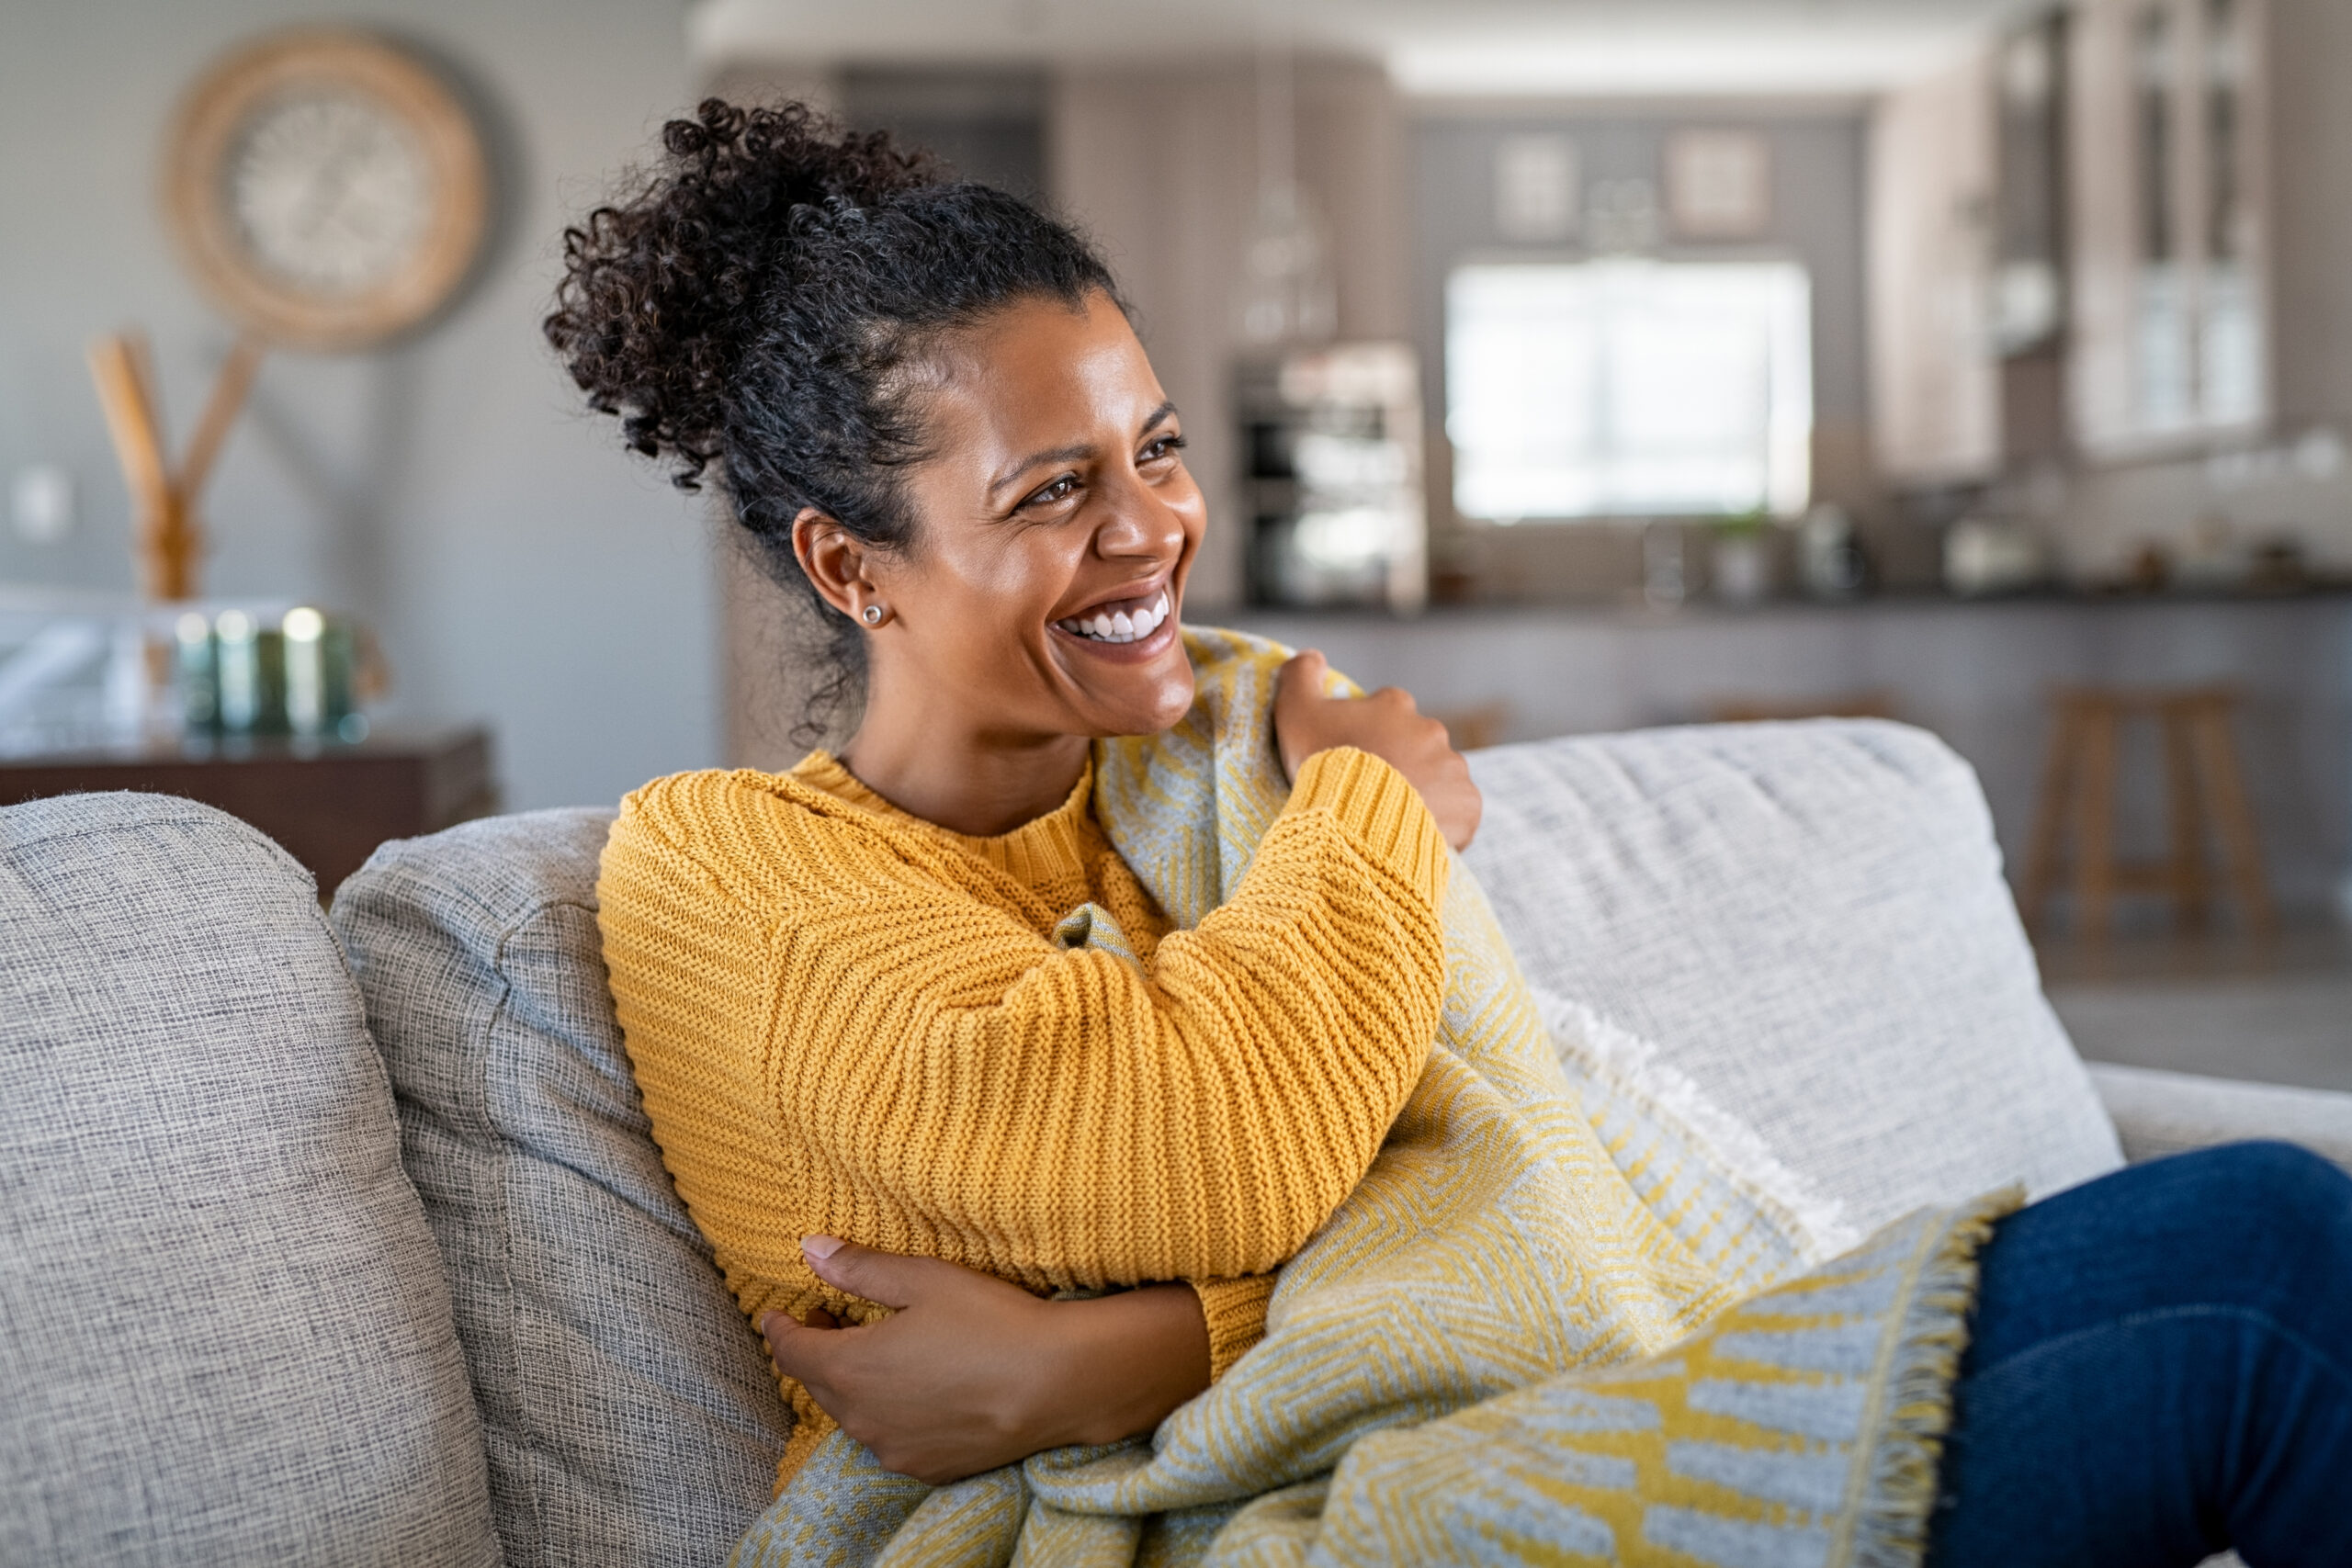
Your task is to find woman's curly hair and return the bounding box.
[545,98,1121,733]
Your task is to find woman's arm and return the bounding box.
[761,1235,1212,1485]
[606,744,1452,1293]
[797,748,1445,1274]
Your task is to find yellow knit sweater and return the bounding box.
[596,743,1452,1484]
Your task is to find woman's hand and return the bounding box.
[1273,649,1482,851]
[762,1237,1212,1486]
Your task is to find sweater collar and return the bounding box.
[787,750,1100,884]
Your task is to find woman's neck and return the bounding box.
[838,709,1091,839]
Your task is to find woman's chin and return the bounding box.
[1046,618,1194,735]
[1124,671,1198,736]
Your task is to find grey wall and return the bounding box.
[2267,0,2352,434]
[1416,113,1870,424]
[1411,108,1901,596]
[0,0,719,809]
[842,68,1048,203]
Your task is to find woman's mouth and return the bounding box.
[1053,590,1171,646]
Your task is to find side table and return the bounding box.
[0,725,497,897]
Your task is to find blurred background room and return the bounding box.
[3,0,2347,1092]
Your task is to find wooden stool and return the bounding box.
[1429,702,1510,752]
[2020,685,2276,937]
[1708,690,1898,724]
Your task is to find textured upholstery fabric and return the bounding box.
[1464,720,2124,1236]
[2090,1062,2352,1174]
[331,808,786,1568]
[0,792,497,1568]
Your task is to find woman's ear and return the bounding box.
[793,509,883,624]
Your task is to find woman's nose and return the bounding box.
[1093,481,1187,564]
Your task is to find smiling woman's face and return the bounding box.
[802,289,1205,747]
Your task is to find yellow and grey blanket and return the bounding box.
[735,628,2011,1568]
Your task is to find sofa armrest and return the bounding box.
[2086,1062,2352,1175]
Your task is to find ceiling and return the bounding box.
[686,0,2038,98]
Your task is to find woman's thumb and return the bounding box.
[1277,649,1328,702]
[801,1235,927,1310]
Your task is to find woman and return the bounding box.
[552,102,2351,1565]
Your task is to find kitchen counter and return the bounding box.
[1227,592,2352,919]
[1238,581,2352,621]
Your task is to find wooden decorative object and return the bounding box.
[86,331,263,601]
[160,29,488,352]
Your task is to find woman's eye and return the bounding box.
[1023,476,1080,509]
[1141,434,1187,464]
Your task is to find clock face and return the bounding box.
[164,31,488,350]
[228,91,434,297]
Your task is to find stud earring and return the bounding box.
[862,604,884,626]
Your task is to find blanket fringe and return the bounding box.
[1845,1189,2020,1568]
[1532,987,1862,1263]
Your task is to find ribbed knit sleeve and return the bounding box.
[1191,1276,1278,1381]
[598,744,1448,1478]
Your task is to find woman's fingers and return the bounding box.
[1272,650,1330,782]
[761,1244,1214,1486]
[764,1244,1074,1484]
[760,1310,837,1388]
[1272,654,1482,849]
[801,1234,970,1311]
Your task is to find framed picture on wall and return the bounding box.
[1493,134,1579,242]
[1665,129,1771,240]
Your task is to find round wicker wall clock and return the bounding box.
[162,30,489,351]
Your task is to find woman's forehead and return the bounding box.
[923,294,1169,454]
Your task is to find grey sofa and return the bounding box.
[5,719,2346,1566]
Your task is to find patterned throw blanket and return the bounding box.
[736,628,2012,1568]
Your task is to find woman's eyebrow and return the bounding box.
[987,401,1181,497]
[989,442,1091,498]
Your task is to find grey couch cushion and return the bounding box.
[2090,1061,2352,1174]
[331,808,786,1568]
[1465,720,2124,1237]
[0,793,497,1568]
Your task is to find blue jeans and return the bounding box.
[1928,1142,2352,1566]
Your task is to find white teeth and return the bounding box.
[1057,590,1173,643]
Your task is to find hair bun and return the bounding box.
[545,98,941,490]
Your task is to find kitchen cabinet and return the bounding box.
[2068,0,2271,456]
[1867,47,2000,485]
[1867,0,2341,478]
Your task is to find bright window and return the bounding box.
[1445,259,1814,521]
